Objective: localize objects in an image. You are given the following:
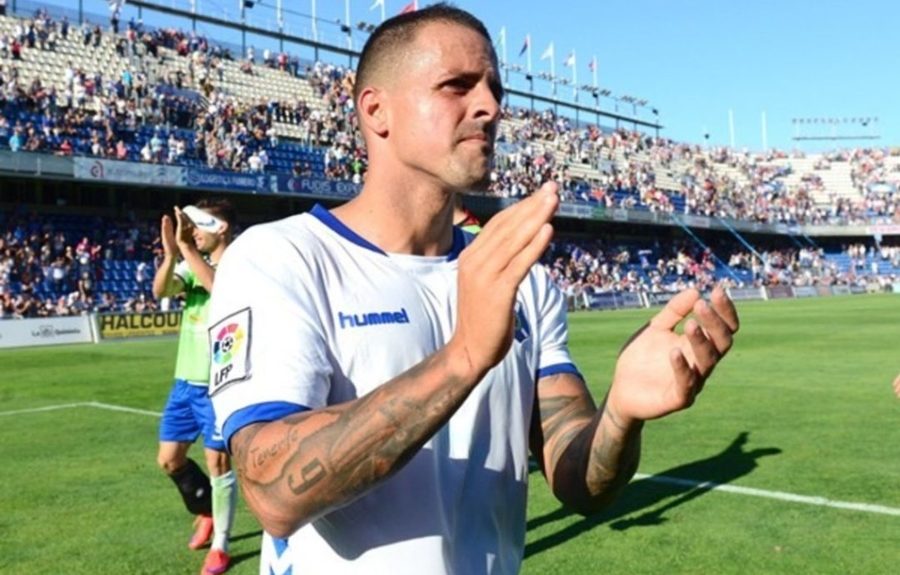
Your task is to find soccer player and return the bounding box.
[154,199,237,575]
[207,5,739,574]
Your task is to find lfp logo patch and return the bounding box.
[209,307,251,395]
[213,322,245,364]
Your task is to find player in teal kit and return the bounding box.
[153,199,237,575]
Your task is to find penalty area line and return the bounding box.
[633,472,900,517]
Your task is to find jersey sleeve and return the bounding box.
[207,225,332,450]
[532,265,583,381]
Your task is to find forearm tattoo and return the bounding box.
[230,353,472,526]
[537,376,642,512]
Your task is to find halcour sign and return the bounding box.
[98,311,182,338]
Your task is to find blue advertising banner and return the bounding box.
[74,158,185,186]
[275,175,361,199]
[185,169,274,193]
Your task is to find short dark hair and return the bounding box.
[353,3,493,104]
[196,197,236,227]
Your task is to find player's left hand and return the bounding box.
[606,286,739,423]
[173,206,195,247]
[893,374,900,399]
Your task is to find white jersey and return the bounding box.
[208,205,580,575]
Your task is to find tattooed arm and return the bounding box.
[231,342,482,538]
[531,287,739,514]
[529,373,643,514]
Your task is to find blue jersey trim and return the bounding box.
[222,401,311,452]
[537,362,584,381]
[311,203,470,261]
[446,226,468,262]
[310,204,387,255]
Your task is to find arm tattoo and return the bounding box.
[232,351,475,529]
[535,375,642,514]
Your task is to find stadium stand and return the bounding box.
[1,8,896,226]
[0,5,897,320]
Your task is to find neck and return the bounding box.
[207,240,228,265]
[331,174,456,257]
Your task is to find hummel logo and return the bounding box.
[338,308,410,329]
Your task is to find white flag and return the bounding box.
[540,42,554,61]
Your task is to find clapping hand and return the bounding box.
[607,286,739,423]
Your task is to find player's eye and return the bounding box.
[441,78,472,93]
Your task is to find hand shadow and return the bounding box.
[525,431,781,558]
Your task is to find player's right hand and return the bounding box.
[160,214,178,257]
[450,182,558,381]
[893,374,900,399]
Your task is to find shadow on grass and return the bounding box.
[525,431,781,558]
[230,529,263,544]
[229,548,261,569]
[221,530,262,569]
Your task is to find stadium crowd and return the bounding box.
[0,9,900,228]
[1,8,898,229]
[0,208,162,319]
[540,236,898,310]
[2,207,896,320]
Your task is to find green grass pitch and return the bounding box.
[1,293,898,574]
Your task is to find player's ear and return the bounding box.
[358,86,388,138]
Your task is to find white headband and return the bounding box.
[182,205,225,233]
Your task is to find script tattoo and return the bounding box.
[251,427,299,469]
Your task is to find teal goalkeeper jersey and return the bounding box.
[173,260,212,384]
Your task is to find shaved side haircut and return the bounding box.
[353,3,494,105]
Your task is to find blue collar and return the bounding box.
[310,204,467,261]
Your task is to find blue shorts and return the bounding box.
[159,379,226,451]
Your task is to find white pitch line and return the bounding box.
[0,401,161,418]
[633,472,900,517]
[0,402,89,417]
[85,401,162,418]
